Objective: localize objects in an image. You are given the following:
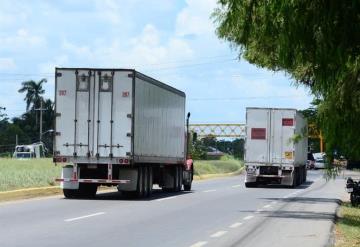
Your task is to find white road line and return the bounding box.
[203,189,217,193]
[231,184,242,188]
[190,241,207,247]
[271,201,277,204]
[243,215,254,220]
[210,230,228,238]
[229,222,243,228]
[64,212,105,222]
[263,204,272,208]
[155,196,179,202]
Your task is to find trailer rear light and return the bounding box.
[117,158,130,164]
[53,156,68,163]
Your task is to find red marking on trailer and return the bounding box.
[251,128,266,140]
[59,90,67,96]
[282,118,294,126]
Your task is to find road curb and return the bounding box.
[328,199,343,247]
[0,186,58,194]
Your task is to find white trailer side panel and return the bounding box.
[133,74,185,163]
[294,112,308,165]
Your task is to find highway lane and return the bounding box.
[0,170,346,247]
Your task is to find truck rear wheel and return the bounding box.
[79,183,98,198]
[136,166,145,198]
[183,167,193,191]
[63,183,97,199]
[245,182,257,188]
[63,189,79,198]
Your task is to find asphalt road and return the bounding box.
[0,170,349,247]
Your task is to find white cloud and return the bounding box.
[60,24,194,69]
[0,58,16,70]
[0,29,46,51]
[175,0,217,36]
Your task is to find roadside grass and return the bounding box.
[194,155,244,178]
[336,202,360,247]
[0,158,60,192]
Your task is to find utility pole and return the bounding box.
[40,100,43,142]
[35,99,46,142]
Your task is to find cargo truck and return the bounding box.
[244,107,307,187]
[54,68,193,198]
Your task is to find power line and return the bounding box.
[188,95,306,101]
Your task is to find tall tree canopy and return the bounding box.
[18,79,47,110]
[213,0,360,159]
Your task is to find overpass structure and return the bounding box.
[189,123,324,152]
[189,124,246,138]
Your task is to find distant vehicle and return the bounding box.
[54,68,194,198]
[314,158,325,169]
[307,152,315,169]
[206,147,225,160]
[313,152,326,160]
[13,142,46,159]
[244,108,308,188]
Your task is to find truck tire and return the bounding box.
[64,184,98,199]
[143,166,149,197]
[291,169,297,188]
[63,189,79,199]
[147,166,153,196]
[245,182,257,188]
[136,166,145,198]
[79,183,98,198]
[175,166,183,192]
[183,167,193,191]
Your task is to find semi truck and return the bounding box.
[244,107,307,187]
[54,68,193,198]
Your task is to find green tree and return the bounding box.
[213,1,360,160]
[18,79,47,111]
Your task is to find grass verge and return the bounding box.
[0,156,244,202]
[336,202,360,247]
[194,155,244,179]
[0,158,61,192]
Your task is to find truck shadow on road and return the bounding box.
[63,189,193,201]
[254,180,314,189]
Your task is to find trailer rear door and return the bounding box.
[55,69,133,159]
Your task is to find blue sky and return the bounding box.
[0,0,313,123]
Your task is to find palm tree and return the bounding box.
[18,79,47,111]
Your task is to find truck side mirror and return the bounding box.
[187,112,191,119]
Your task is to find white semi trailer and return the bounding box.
[54,68,193,198]
[244,107,307,187]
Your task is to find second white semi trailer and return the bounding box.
[244,107,308,187]
[54,68,193,198]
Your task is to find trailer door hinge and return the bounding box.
[126,132,132,137]
[55,113,61,117]
[56,72,62,77]
[127,114,132,118]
